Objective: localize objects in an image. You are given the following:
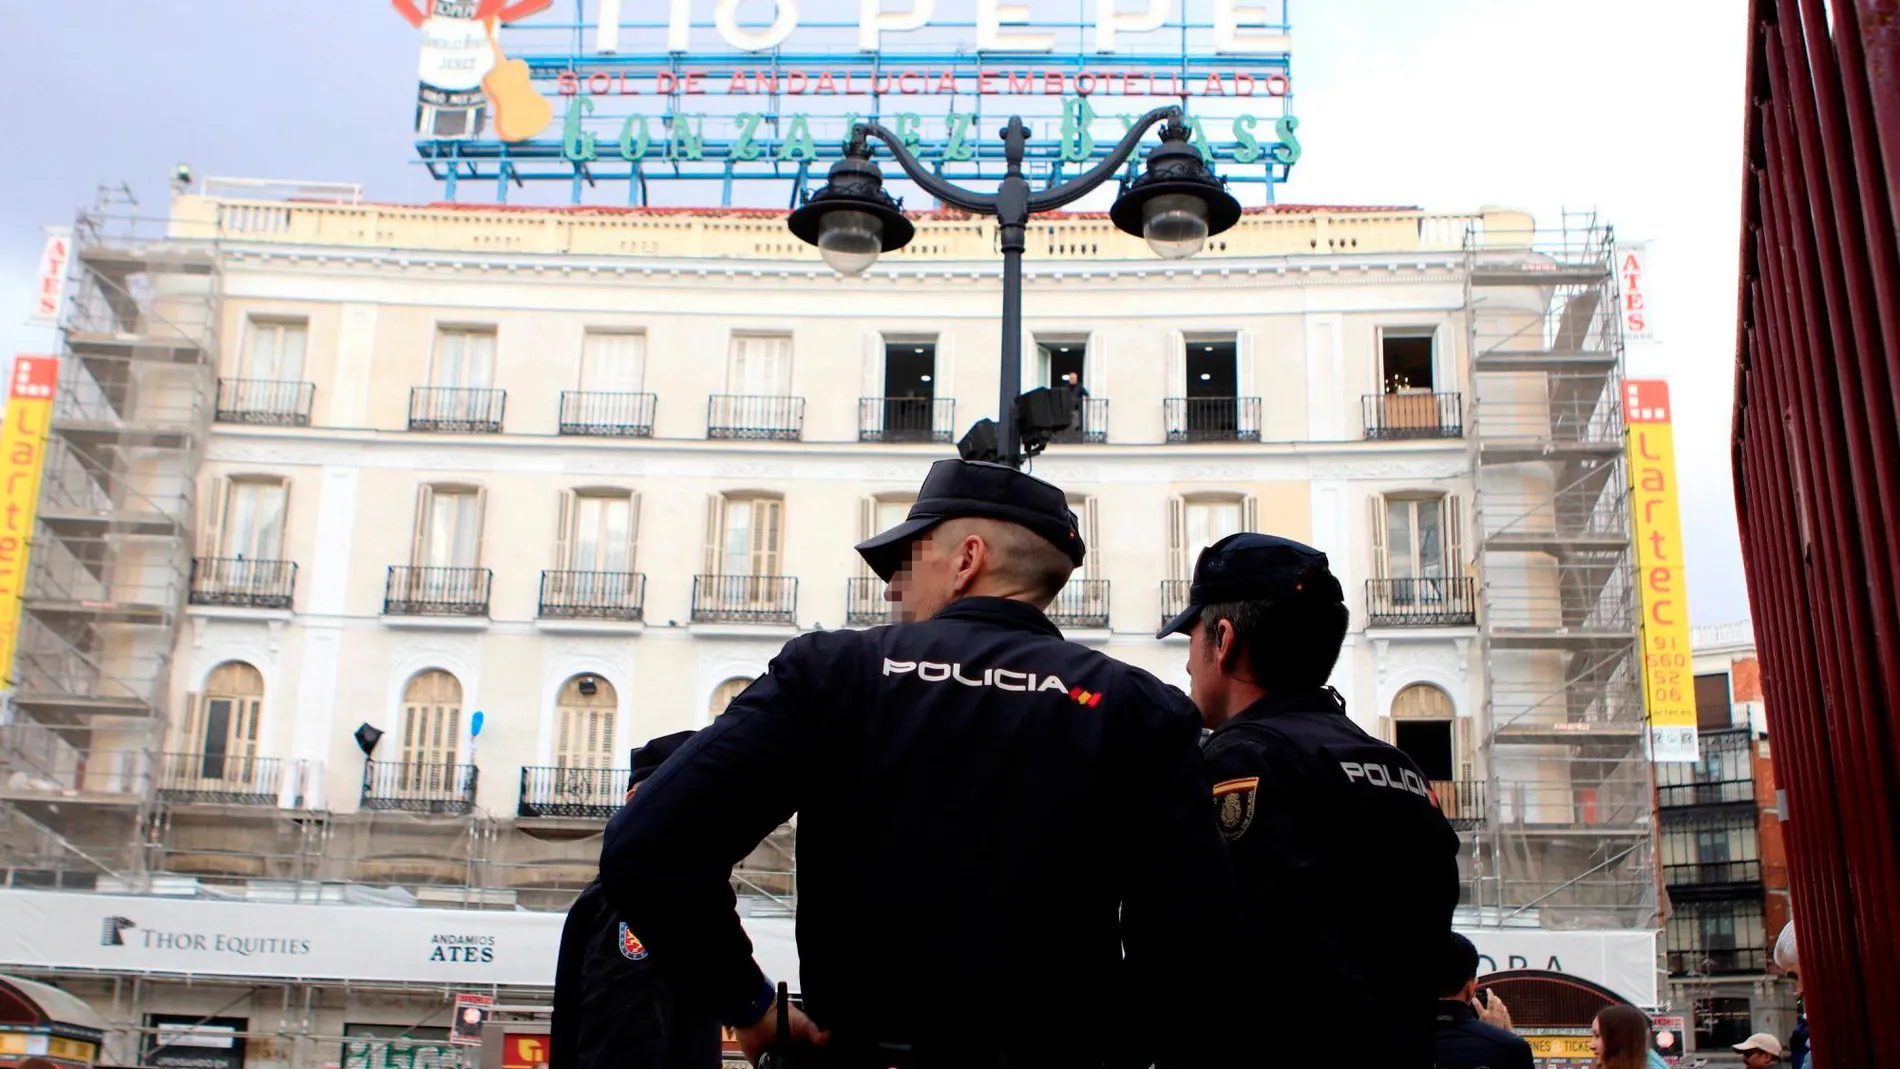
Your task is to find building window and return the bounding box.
[1668,900,1767,975]
[558,490,638,573]
[729,334,792,395]
[710,677,756,719]
[1387,683,1466,783]
[1692,996,1755,1050]
[708,494,783,577]
[400,670,463,768]
[1381,329,1435,393]
[1170,495,1256,579]
[181,662,264,779]
[1186,336,1238,398]
[413,485,485,568]
[580,331,647,394]
[1032,336,1087,390]
[242,318,307,381]
[1374,495,1454,583]
[555,675,617,770]
[201,477,288,560]
[1695,672,1734,730]
[433,328,497,390]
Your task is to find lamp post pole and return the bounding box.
[826,106,1186,468]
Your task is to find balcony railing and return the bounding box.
[1160,579,1192,629]
[1434,779,1487,830]
[559,391,656,437]
[158,753,283,806]
[409,387,506,433]
[1667,947,1767,976]
[384,566,492,617]
[215,378,314,426]
[539,570,645,621]
[846,576,894,626]
[692,574,798,625]
[708,395,804,441]
[1366,577,1478,627]
[1051,397,1109,444]
[361,759,478,814]
[1655,728,1757,807]
[189,558,297,610]
[1050,579,1110,629]
[1362,391,1463,439]
[518,765,630,819]
[859,397,954,443]
[1164,397,1262,443]
[1663,859,1765,890]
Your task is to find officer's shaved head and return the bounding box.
[934,517,1075,605]
[888,517,1076,621]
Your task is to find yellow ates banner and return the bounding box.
[0,355,58,687]
[1624,378,1698,763]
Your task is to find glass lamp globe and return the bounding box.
[1142,193,1211,260]
[817,209,884,276]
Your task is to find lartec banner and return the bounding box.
[0,355,58,686]
[1625,379,1699,764]
[0,890,1654,1006]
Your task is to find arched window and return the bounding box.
[401,670,464,770]
[710,676,758,719]
[556,674,617,770]
[1387,683,1464,788]
[184,662,263,782]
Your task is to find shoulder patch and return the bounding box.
[617,922,649,961]
[1212,776,1259,841]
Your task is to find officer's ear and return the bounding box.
[1211,618,1243,672]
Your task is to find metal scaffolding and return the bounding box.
[1464,214,1657,930]
[1,185,216,883]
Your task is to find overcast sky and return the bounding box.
[1,0,1750,624]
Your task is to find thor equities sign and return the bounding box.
[400,0,1299,203]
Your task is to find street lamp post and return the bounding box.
[788,105,1242,468]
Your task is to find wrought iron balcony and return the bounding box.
[384,566,492,617]
[859,397,954,443]
[1667,947,1767,977]
[1050,579,1110,629]
[1434,779,1487,830]
[1164,397,1262,443]
[708,394,804,441]
[1655,729,1758,808]
[1663,859,1764,892]
[846,576,894,626]
[408,386,506,433]
[518,765,630,819]
[1160,579,1192,630]
[1051,397,1109,444]
[539,570,645,621]
[692,574,798,625]
[1365,577,1478,627]
[1362,391,1464,439]
[189,557,297,611]
[361,759,478,814]
[559,391,656,437]
[158,753,283,806]
[215,378,314,427]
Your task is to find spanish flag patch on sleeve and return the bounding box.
[1212,776,1259,841]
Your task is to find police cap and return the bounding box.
[1155,531,1344,638]
[855,459,1086,582]
[628,729,697,793]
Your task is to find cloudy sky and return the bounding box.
[2,0,1750,624]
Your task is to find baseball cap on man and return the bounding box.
[626,729,697,796]
[1733,1034,1784,1059]
[854,459,1086,582]
[1156,531,1344,638]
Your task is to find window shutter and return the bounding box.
[858,497,876,577]
[753,498,783,576]
[411,485,435,568]
[703,494,724,575]
[1084,497,1100,578]
[1084,331,1106,395]
[1168,497,1186,580]
[862,333,884,400]
[553,489,575,572]
[199,478,228,557]
[1454,715,1473,782]
[935,331,955,409]
[1369,495,1389,580]
[181,692,203,750]
[472,486,489,567]
[627,492,642,572]
[1446,494,1466,577]
[1242,495,1259,534]
[773,335,794,395]
[1165,330,1187,396]
[1236,331,1259,436]
[1377,714,1394,744]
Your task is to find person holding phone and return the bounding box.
[1433,932,1533,1069]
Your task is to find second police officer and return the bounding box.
[1157,532,1461,1068]
[600,458,1243,1068]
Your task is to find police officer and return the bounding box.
[1157,532,1459,1067]
[553,731,720,1069]
[600,459,1241,1068]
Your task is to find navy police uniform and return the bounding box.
[600,459,1241,1068]
[1158,533,1460,1068]
[553,732,721,1069]
[1434,1000,1535,1069]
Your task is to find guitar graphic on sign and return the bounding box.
[393,0,555,142]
